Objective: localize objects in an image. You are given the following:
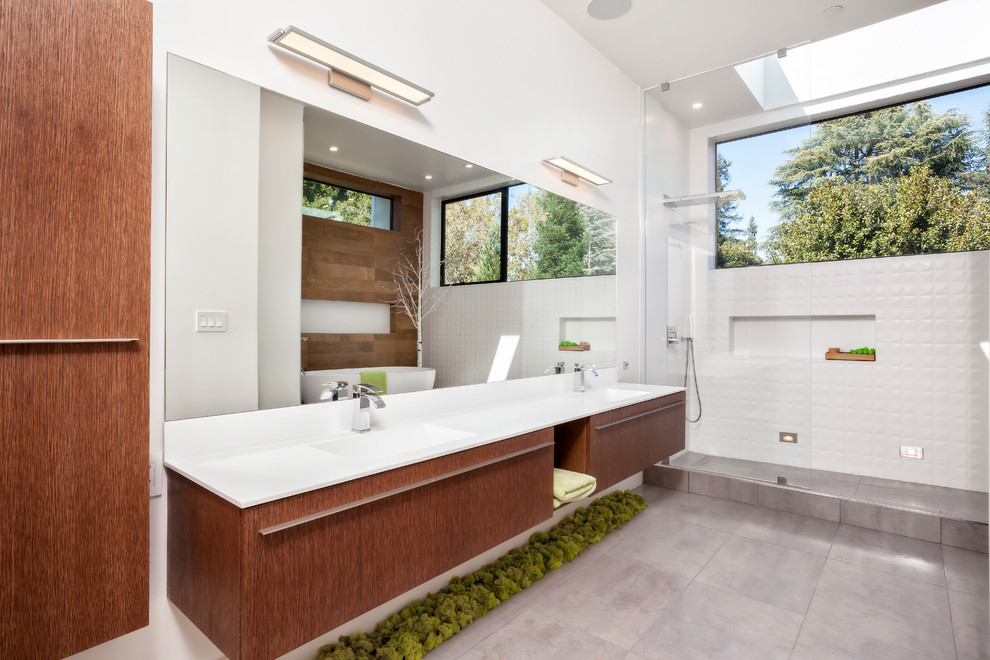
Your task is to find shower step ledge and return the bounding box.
[644,463,988,553]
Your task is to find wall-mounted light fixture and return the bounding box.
[542,156,612,187]
[268,26,434,106]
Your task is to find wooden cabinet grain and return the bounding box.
[0,1,151,658]
[587,392,686,492]
[168,429,554,660]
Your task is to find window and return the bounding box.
[441,184,616,285]
[302,179,394,230]
[714,83,990,268]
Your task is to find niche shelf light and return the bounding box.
[543,156,612,187]
[663,190,745,207]
[268,26,434,106]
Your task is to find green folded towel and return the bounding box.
[553,467,597,508]
[359,370,388,394]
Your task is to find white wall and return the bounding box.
[687,250,989,491]
[424,275,617,388]
[258,90,304,410]
[165,55,261,420]
[74,2,643,659]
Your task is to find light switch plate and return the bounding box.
[149,451,163,497]
[195,310,227,332]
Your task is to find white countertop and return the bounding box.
[165,380,683,508]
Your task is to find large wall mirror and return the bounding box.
[165,54,617,421]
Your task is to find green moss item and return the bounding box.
[317,490,647,660]
[559,340,579,346]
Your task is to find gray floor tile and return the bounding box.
[940,497,989,525]
[455,608,628,659]
[807,559,956,659]
[662,490,761,533]
[695,535,826,614]
[665,450,708,468]
[605,516,729,580]
[634,483,686,509]
[688,470,759,504]
[791,617,934,660]
[854,483,943,515]
[942,518,990,552]
[828,524,946,587]
[805,473,862,498]
[693,455,761,479]
[942,545,990,596]
[530,553,689,649]
[642,465,689,491]
[734,506,839,556]
[948,587,990,660]
[758,483,841,521]
[426,599,528,659]
[840,499,942,542]
[629,581,804,660]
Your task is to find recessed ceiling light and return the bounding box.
[328,145,339,152]
[587,0,632,20]
[823,5,843,18]
[692,102,704,110]
[425,175,433,180]
[465,163,473,168]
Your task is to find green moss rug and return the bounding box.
[318,489,648,660]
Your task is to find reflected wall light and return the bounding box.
[542,156,612,186]
[268,26,434,106]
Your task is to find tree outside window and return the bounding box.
[715,84,990,268]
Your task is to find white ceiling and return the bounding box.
[539,0,946,90]
[300,1,952,188]
[302,103,509,193]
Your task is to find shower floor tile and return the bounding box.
[667,450,989,523]
[429,486,987,659]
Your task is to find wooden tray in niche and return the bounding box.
[559,342,590,351]
[825,347,875,361]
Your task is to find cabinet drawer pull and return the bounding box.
[0,338,139,344]
[258,440,554,536]
[593,400,685,431]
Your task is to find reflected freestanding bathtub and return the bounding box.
[300,366,436,403]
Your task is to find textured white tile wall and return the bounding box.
[682,250,989,491]
[423,275,616,389]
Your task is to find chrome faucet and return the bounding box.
[574,363,599,392]
[319,380,349,402]
[351,383,386,433]
[544,361,565,375]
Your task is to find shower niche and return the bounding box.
[729,314,875,359]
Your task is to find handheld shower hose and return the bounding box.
[683,337,702,423]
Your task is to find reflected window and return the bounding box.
[715,83,990,268]
[441,190,504,285]
[302,179,393,230]
[442,184,616,285]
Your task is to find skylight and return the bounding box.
[736,0,990,116]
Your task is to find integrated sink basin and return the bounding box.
[313,423,476,460]
[574,388,650,402]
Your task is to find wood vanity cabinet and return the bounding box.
[168,429,554,660]
[586,392,686,492]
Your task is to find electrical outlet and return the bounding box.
[150,451,163,497]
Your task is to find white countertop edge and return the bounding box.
[165,381,684,509]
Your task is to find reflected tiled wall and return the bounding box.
[423,275,616,389]
[685,251,989,491]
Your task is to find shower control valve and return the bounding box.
[667,325,681,346]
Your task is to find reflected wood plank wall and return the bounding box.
[301,164,422,370]
[0,0,151,657]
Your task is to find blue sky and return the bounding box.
[717,84,990,251]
